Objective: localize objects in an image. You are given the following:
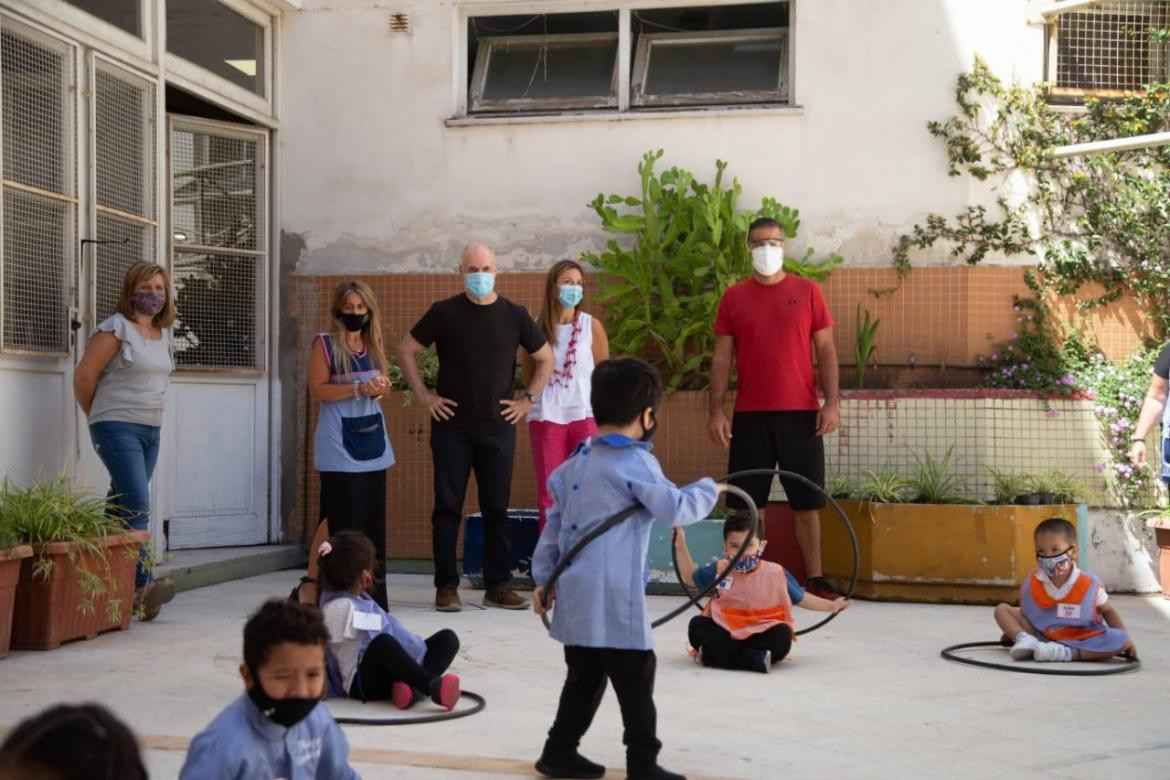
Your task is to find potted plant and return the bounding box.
[0,506,33,658]
[2,476,147,650]
[1038,469,1084,505]
[821,450,1084,604]
[1137,509,1170,600]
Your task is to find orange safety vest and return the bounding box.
[702,560,795,640]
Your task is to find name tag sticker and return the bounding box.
[1057,603,1081,619]
[352,610,382,631]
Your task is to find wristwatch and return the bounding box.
[524,391,536,403]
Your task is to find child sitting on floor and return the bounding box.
[674,515,849,673]
[995,516,1136,662]
[532,357,723,780]
[180,599,357,779]
[318,530,462,711]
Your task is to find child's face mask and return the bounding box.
[1036,548,1074,579]
[724,550,762,573]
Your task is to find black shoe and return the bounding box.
[804,576,845,601]
[628,765,685,780]
[535,751,606,779]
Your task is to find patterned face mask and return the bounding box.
[1036,548,1073,578]
[131,291,166,317]
[725,550,762,573]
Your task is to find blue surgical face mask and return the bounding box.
[557,284,583,309]
[465,272,495,299]
[1037,548,1073,578]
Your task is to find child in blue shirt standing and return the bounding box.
[180,599,357,780]
[532,357,722,780]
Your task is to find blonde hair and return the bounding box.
[538,259,585,347]
[327,280,387,375]
[115,262,176,328]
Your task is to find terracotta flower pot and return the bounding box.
[0,545,33,658]
[1155,523,1170,601]
[11,531,147,650]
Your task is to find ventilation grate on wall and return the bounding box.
[388,11,411,35]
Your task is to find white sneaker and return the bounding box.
[1009,634,1041,660]
[1033,641,1074,662]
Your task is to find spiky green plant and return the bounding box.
[828,474,858,500]
[910,446,968,503]
[987,467,1031,505]
[1037,469,1085,504]
[858,469,914,503]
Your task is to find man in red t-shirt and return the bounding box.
[708,217,843,600]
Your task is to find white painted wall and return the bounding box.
[279,0,1046,273]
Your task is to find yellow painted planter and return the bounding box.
[821,501,1085,605]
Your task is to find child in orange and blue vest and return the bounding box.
[673,513,849,673]
[995,517,1136,662]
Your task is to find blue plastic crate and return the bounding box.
[461,509,540,589]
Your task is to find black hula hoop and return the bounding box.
[711,468,860,637]
[940,641,1140,676]
[332,691,487,725]
[539,484,761,631]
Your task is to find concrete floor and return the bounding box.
[1,571,1169,779]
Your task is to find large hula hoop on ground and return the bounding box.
[707,468,859,637]
[940,641,1140,676]
[332,690,487,725]
[539,484,760,631]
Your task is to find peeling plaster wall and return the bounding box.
[1085,509,1163,594]
[278,0,1046,274]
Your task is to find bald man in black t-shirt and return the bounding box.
[398,244,554,612]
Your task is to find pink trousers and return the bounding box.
[529,417,597,533]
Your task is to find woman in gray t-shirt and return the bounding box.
[74,262,177,620]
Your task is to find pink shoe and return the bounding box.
[391,681,416,710]
[430,674,461,711]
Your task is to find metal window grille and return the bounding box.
[170,122,266,370]
[0,17,77,354]
[1051,1,1170,96]
[92,57,157,326]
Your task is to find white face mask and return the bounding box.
[751,245,784,276]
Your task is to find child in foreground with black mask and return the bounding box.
[180,599,357,780]
[994,517,1136,663]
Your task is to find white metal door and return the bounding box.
[163,116,269,548]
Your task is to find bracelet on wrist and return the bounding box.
[1131,438,1146,443]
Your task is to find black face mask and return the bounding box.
[338,312,370,333]
[246,671,320,729]
[640,409,658,443]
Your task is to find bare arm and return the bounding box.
[671,528,699,587]
[73,332,121,416]
[501,343,555,424]
[1129,375,1168,466]
[707,334,734,447]
[520,347,536,388]
[813,326,840,434]
[1099,602,1127,630]
[798,592,851,614]
[397,334,456,420]
[591,317,610,364]
[308,339,367,403]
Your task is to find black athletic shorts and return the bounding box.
[726,410,826,512]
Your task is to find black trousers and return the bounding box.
[688,615,793,670]
[319,469,388,609]
[350,629,460,701]
[430,425,516,589]
[544,646,661,773]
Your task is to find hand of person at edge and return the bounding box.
[532,586,555,615]
[1120,639,1139,660]
[708,409,732,448]
[499,396,532,425]
[830,598,852,614]
[424,392,458,421]
[1128,439,1147,467]
[816,401,840,435]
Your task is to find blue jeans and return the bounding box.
[89,421,161,588]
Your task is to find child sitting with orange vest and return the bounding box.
[673,514,849,673]
[994,516,1136,662]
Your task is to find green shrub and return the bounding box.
[858,469,914,503]
[910,447,969,503]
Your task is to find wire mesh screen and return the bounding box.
[92,58,157,327]
[2,190,70,352]
[1,23,73,194]
[172,251,259,368]
[813,395,1117,508]
[171,129,258,251]
[1,18,76,354]
[1055,1,1170,92]
[170,123,265,370]
[94,61,155,219]
[93,213,153,324]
